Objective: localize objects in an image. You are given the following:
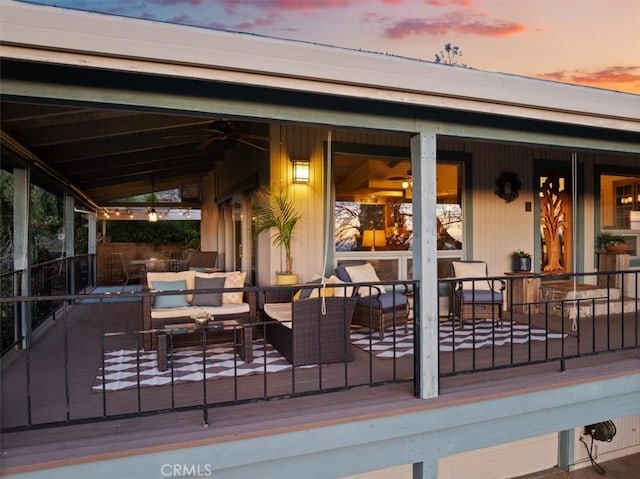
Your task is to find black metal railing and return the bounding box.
[0,269,23,354]
[0,280,415,431]
[1,256,94,355]
[1,269,638,432]
[439,269,639,377]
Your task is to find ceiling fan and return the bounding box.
[387,169,413,190]
[165,120,269,151]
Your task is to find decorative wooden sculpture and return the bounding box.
[540,175,572,273]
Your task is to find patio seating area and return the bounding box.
[1,272,638,432]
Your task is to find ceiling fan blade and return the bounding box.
[196,137,216,150]
[163,133,202,140]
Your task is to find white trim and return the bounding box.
[1,1,638,131]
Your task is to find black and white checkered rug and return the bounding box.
[94,321,566,391]
[93,339,306,392]
[350,320,567,359]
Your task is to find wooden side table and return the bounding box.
[504,272,540,314]
[597,252,630,290]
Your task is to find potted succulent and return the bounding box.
[512,250,532,272]
[252,186,302,285]
[597,232,628,253]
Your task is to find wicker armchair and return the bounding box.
[263,295,357,366]
[449,260,505,327]
[335,263,410,340]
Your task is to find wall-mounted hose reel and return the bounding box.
[581,420,617,475]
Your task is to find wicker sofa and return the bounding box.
[142,270,256,369]
[262,287,357,367]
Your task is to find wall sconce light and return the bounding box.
[147,208,158,223]
[292,159,310,184]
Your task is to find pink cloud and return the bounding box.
[219,0,355,14]
[426,0,473,6]
[457,20,525,37]
[383,11,525,38]
[384,18,451,38]
[538,66,640,93]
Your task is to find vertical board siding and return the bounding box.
[251,126,637,284]
[272,125,411,283]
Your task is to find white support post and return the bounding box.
[558,429,575,472]
[13,167,30,349]
[411,130,438,399]
[88,211,97,286]
[64,194,75,294]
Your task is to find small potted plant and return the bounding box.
[597,232,628,253]
[252,186,303,285]
[512,250,532,272]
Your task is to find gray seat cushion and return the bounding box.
[356,291,408,310]
[455,290,502,302]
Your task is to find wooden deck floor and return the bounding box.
[2,350,639,474]
[1,297,639,473]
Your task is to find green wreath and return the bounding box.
[494,171,522,203]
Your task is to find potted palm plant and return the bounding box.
[252,186,302,285]
[512,250,532,272]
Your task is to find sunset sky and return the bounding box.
[21,0,640,94]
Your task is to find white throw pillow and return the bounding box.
[452,261,491,291]
[345,263,386,297]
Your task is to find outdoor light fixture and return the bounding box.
[148,179,159,222]
[292,159,310,184]
[147,208,158,223]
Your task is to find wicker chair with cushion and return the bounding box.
[449,260,505,328]
[335,262,409,340]
[263,292,357,367]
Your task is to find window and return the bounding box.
[600,174,640,230]
[599,171,640,262]
[333,156,463,253]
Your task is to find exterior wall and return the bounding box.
[255,125,410,286]
[254,124,329,285]
[439,139,565,275]
[249,129,639,286]
[345,434,558,479]
[438,139,639,275]
[200,172,218,254]
[210,127,637,287]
